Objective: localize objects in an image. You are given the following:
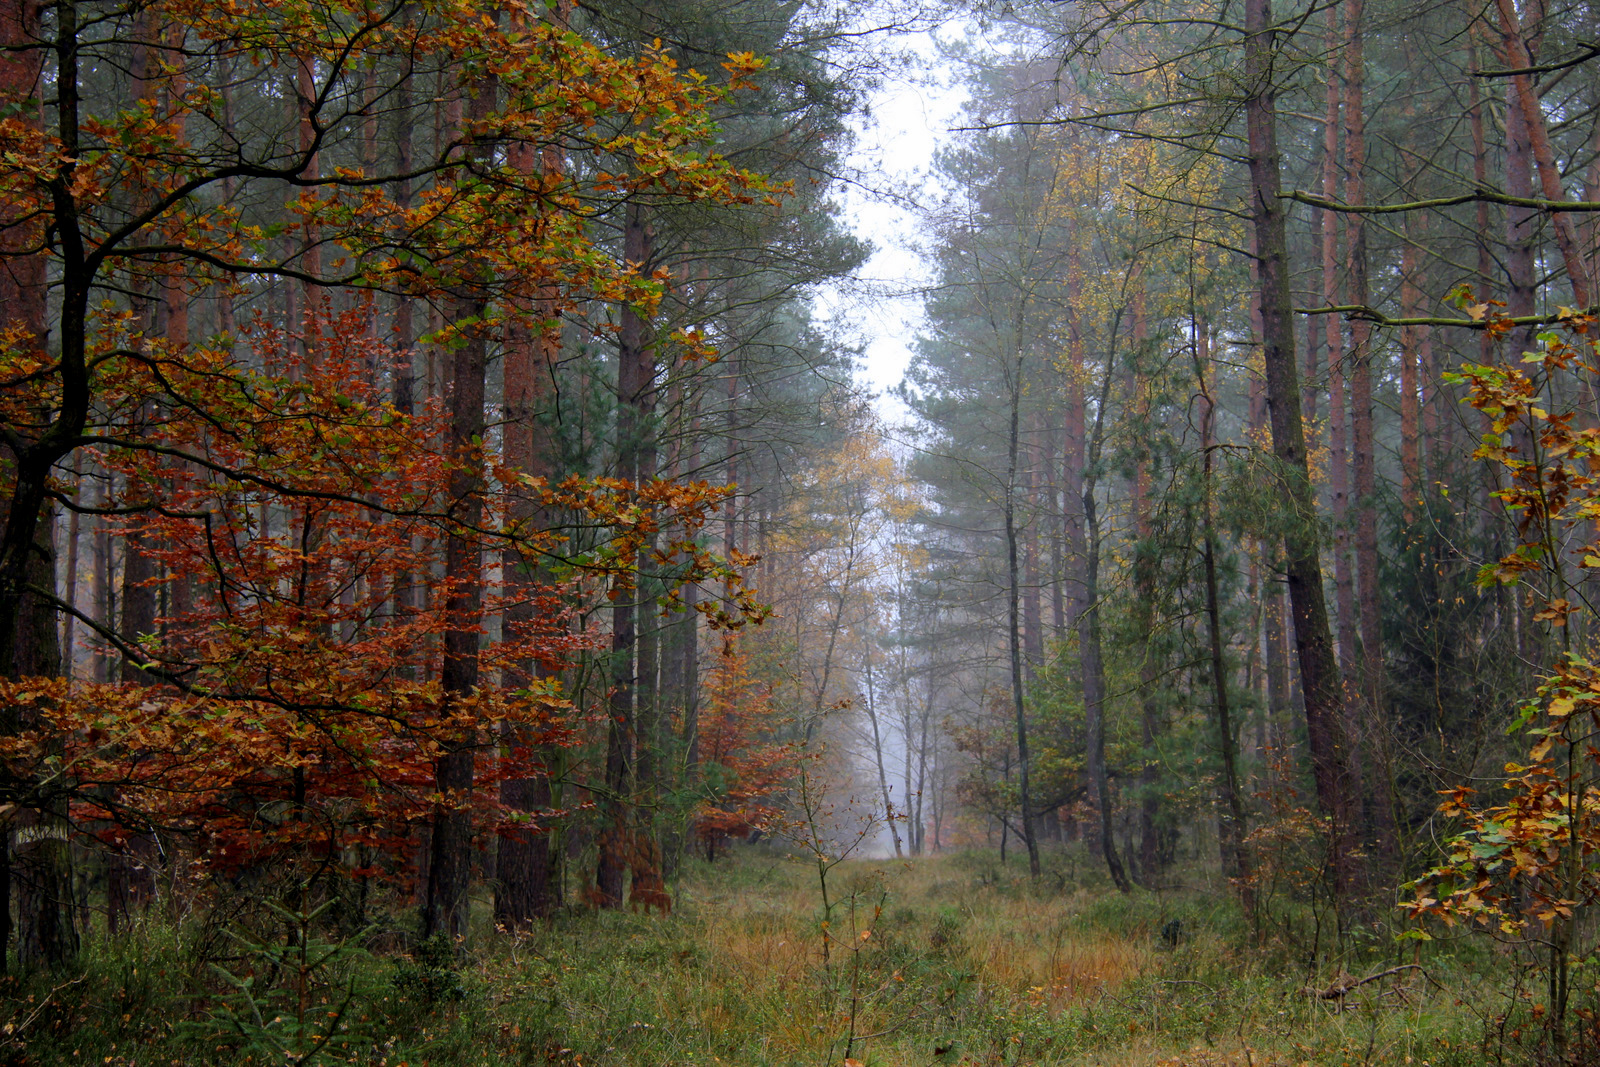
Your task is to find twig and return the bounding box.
[1,974,87,1047]
[1309,964,1423,1000]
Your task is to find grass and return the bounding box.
[0,849,1504,1066]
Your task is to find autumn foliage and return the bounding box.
[1404,310,1600,1057]
[1,301,760,887]
[692,636,793,856]
[0,0,803,955]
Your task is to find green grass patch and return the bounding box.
[0,850,1500,1066]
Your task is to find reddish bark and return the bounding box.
[1497,0,1593,308]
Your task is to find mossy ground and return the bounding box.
[1,848,1501,1066]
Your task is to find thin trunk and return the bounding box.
[60,463,81,684]
[1250,376,1293,771]
[1466,12,1495,372]
[597,201,654,908]
[495,282,556,923]
[1587,96,1600,290]
[93,474,111,685]
[1004,354,1039,879]
[1043,424,1065,636]
[864,655,903,857]
[1063,240,1090,633]
[1318,35,1356,735]
[1196,324,1253,915]
[1344,0,1382,854]
[1079,349,1129,894]
[1400,217,1424,522]
[1131,286,1161,886]
[680,391,704,777]
[389,45,416,684]
[295,55,321,340]
[1022,436,1044,676]
[1320,4,1360,741]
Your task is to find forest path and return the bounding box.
[608,849,1479,1066]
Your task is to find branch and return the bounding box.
[1287,188,1600,215]
[1292,302,1593,327]
[1308,964,1423,1000]
[1474,42,1600,78]
[1126,182,1252,221]
[1297,304,1593,329]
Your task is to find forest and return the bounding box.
[3,0,1600,1064]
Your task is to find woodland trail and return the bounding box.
[9,848,1480,1066]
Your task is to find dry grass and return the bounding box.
[8,848,1491,1066]
[645,850,1485,1067]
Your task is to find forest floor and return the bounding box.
[5,847,1502,1066]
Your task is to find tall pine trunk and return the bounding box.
[1244,0,1360,913]
[423,75,496,940]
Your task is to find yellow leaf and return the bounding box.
[1550,697,1575,718]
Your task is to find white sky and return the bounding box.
[815,21,972,414]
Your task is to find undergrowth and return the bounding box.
[0,850,1495,1066]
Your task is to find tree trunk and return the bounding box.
[0,0,82,971]
[1246,372,1293,774]
[1465,10,1495,372]
[1196,324,1253,915]
[8,499,78,968]
[1131,287,1161,886]
[1496,0,1592,308]
[59,461,81,683]
[1399,215,1424,522]
[1244,0,1360,912]
[1343,0,1382,861]
[423,74,496,941]
[864,654,903,857]
[1080,428,1128,893]
[423,297,487,940]
[1318,6,1362,778]
[494,7,568,921]
[597,201,654,908]
[1004,353,1040,879]
[495,281,559,928]
[1044,423,1065,636]
[1062,243,1090,634]
[1063,248,1128,891]
[1022,455,1045,676]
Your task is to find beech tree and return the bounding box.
[0,0,779,966]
